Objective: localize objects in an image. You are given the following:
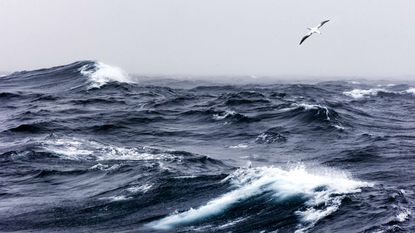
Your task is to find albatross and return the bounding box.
[299,20,330,45]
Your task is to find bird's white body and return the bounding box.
[308,27,321,34]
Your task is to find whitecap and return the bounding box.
[149,165,371,231]
[293,103,331,121]
[405,88,415,94]
[343,88,386,99]
[333,124,345,130]
[396,208,411,222]
[344,87,415,99]
[89,163,121,171]
[213,110,236,120]
[41,138,94,160]
[278,103,330,119]
[229,143,249,149]
[42,137,178,161]
[79,61,134,88]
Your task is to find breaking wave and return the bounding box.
[149,165,371,232]
[344,87,415,99]
[79,61,135,88]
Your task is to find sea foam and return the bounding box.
[42,137,178,161]
[343,88,415,99]
[149,165,371,231]
[79,61,134,88]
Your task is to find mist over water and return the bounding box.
[0,61,414,232]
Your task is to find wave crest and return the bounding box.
[79,61,134,88]
[344,88,415,99]
[149,165,371,231]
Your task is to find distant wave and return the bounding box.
[212,110,237,120]
[344,87,415,99]
[256,127,287,144]
[38,136,206,162]
[79,61,135,88]
[0,60,136,92]
[291,103,332,121]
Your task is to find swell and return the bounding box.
[7,122,64,133]
[0,60,134,93]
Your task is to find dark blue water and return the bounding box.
[1,61,414,233]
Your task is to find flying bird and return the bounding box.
[299,20,330,45]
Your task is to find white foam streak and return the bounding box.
[150,165,371,231]
[42,137,177,161]
[100,195,131,202]
[127,184,153,193]
[215,217,248,230]
[79,62,133,88]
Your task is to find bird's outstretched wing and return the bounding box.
[299,33,312,45]
[318,20,330,28]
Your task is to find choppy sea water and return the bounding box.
[0,61,414,232]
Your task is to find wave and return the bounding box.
[0,92,21,98]
[0,61,89,92]
[395,208,411,223]
[79,61,135,89]
[406,87,415,94]
[216,92,271,107]
[0,60,135,91]
[275,103,345,130]
[291,103,332,121]
[27,136,228,173]
[40,137,179,161]
[343,88,415,99]
[212,110,237,120]
[209,102,344,130]
[212,110,258,123]
[149,165,371,231]
[256,127,287,144]
[7,122,62,133]
[228,143,249,149]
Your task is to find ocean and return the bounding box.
[0,61,414,232]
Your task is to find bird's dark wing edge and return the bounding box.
[319,20,330,28]
[299,35,310,45]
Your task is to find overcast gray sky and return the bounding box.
[0,0,414,77]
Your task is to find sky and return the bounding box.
[0,0,414,77]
